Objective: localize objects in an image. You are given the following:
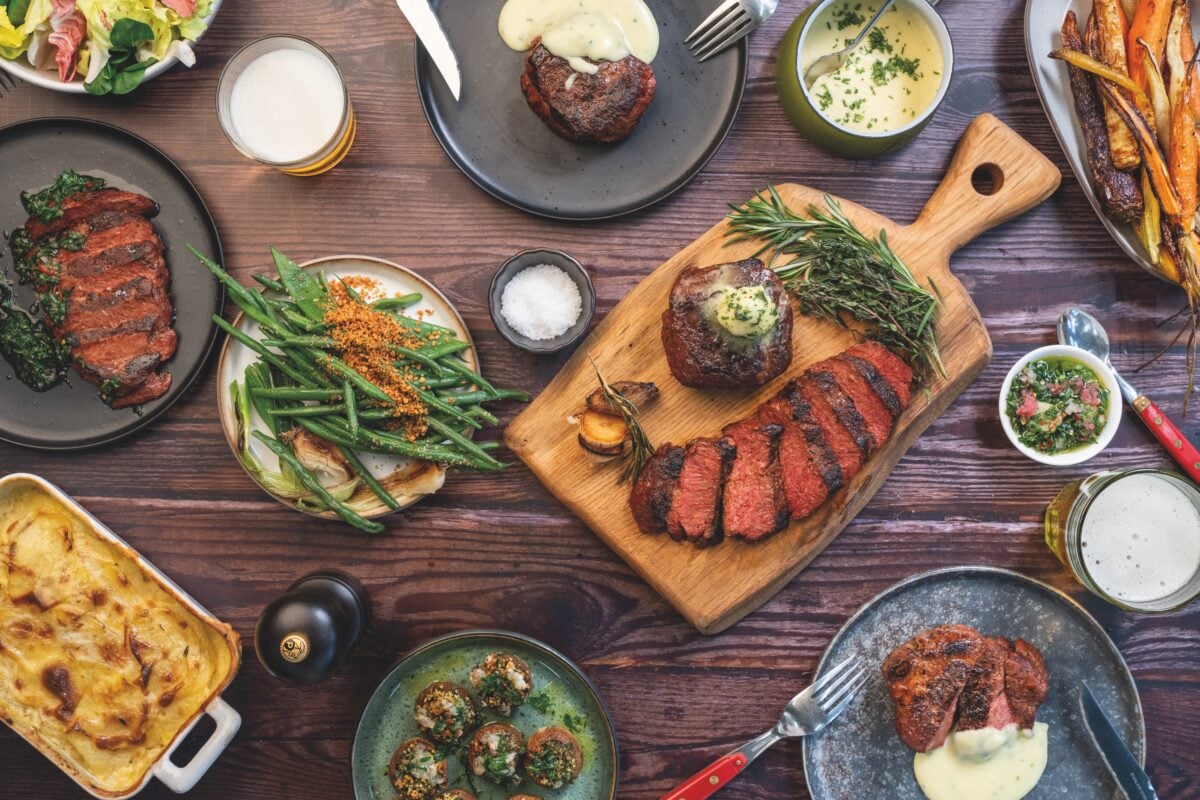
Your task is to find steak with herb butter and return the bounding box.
[10,170,175,408]
[662,259,793,389]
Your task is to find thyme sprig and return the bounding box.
[726,186,945,383]
[590,356,654,484]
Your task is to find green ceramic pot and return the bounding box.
[776,0,954,159]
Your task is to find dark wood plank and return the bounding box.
[1,0,1198,798]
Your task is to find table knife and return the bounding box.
[1080,683,1158,800]
[395,0,461,100]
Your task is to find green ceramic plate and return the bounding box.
[351,630,618,800]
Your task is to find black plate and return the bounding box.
[0,118,223,450]
[416,0,748,220]
[803,567,1144,800]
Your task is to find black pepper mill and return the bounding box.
[255,570,370,685]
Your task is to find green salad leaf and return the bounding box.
[84,17,157,96]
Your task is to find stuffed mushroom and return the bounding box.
[434,792,477,800]
[467,722,526,786]
[415,681,478,743]
[389,737,448,800]
[524,727,583,789]
[469,652,533,715]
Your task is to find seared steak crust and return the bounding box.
[883,626,1049,753]
[848,342,913,408]
[806,371,874,457]
[842,354,902,418]
[630,443,685,534]
[662,259,793,389]
[17,188,174,408]
[521,43,657,144]
[721,419,789,541]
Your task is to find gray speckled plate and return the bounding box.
[351,630,618,800]
[803,567,1144,800]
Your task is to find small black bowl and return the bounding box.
[489,249,596,354]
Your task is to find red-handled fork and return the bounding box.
[660,656,868,800]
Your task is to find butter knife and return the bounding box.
[1080,683,1158,800]
[396,0,461,100]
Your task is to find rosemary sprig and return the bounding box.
[590,357,654,484]
[726,185,945,382]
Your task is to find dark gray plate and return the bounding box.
[0,118,222,450]
[803,567,1144,800]
[416,0,748,220]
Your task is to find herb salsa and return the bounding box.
[1006,357,1110,454]
[800,0,943,134]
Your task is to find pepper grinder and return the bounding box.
[255,570,370,685]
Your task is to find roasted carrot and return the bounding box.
[1165,0,1190,109]
[1139,45,1172,148]
[1127,0,1174,93]
[1120,0,1138,18]
[1093,0,1141,168]
[1096,76,1181,217]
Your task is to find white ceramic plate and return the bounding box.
[1024,0,1200,283]
[0,0,223,94]
[215,255,478,522]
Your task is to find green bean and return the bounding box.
[252,431,384,534]
[267,404,348,417]
[253,274,285,293]
[417,375,465,389]
[251,387,343,401]
[262,335,337,348]
[386,311,457,337]
[416,388,479,429]
[213,315,287,370]
[292,416,361,449]
[425,417,502,468]
[372,293,422,310]
[393,346,447,375]
[359,408,397,421]
[326,419,486,468]
[244,363,278,435]
[418,339,471,358]
[319,354,394,404]
[467,405,499,426]
[438,356,495,393]
[190,247,277,330]
[337,445,400,510]
[268,302,322,332]
[343,379,359,436]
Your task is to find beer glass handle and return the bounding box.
[1132,396,1200,484]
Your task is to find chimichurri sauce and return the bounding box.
[0,280,70,392]
[1006,357,1109,454]
[20,170,105,224]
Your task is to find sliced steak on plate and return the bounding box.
[848,341,914,408]
[721,419,789,541]
[630,443,685,534]
[817,356,895,447]
[758,384,841,519]
[1004,639,1050,729]
[665,436,735,547]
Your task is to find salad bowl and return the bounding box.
[0,0,222,94]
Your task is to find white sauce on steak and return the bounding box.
[499,0,659,76]
[913,723,1049,800]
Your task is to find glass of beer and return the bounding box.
[217,36,356,176]
[1045,469,1200,612]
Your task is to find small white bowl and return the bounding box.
[998,344,1122,466]
[0,0,222,94]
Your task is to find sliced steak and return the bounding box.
[758,385,841,519]
[955,637,1015,732]
[840,353,903,418]
[721,419,789,541]
[818,357,894,447]
[802,371,873,463]
[24,188,159,240]
[848,342,914,409]
[630,443,685,534]
[521,43,657,144]
[665,437,735,547]
[1004,639,1049,729]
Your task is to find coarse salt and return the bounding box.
[500,263,583,341]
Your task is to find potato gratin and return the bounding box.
[0,480,239,797]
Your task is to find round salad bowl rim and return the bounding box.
[349,628,620,800]
[0,0,223,94]
[998,343,1123,467]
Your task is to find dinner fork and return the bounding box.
[0,70,17,97]
[660,656,868,800]
[686,0,780,62]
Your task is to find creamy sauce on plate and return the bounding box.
[801,0,943,134]
[914,723,1049,800]
[1081,472,1200,604]
[499,0,659,75]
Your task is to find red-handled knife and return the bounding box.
[659,656,867,800]
[1058,308,1200,483]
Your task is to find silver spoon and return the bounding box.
[804,0,898,88]
[1057,307,1200,481]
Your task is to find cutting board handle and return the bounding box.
[911,114,1061,262]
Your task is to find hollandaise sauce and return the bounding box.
[801,0,943,134]
[913,723,1050,800]
[499,0,659,75]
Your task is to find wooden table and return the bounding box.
[1,2,1197,798]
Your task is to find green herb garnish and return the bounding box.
[726,186,944,382]
[20,171,104,223]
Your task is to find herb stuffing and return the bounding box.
[1005,358,1110,454]
[726,187,943,383]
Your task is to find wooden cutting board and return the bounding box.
[504,114,1061,634]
